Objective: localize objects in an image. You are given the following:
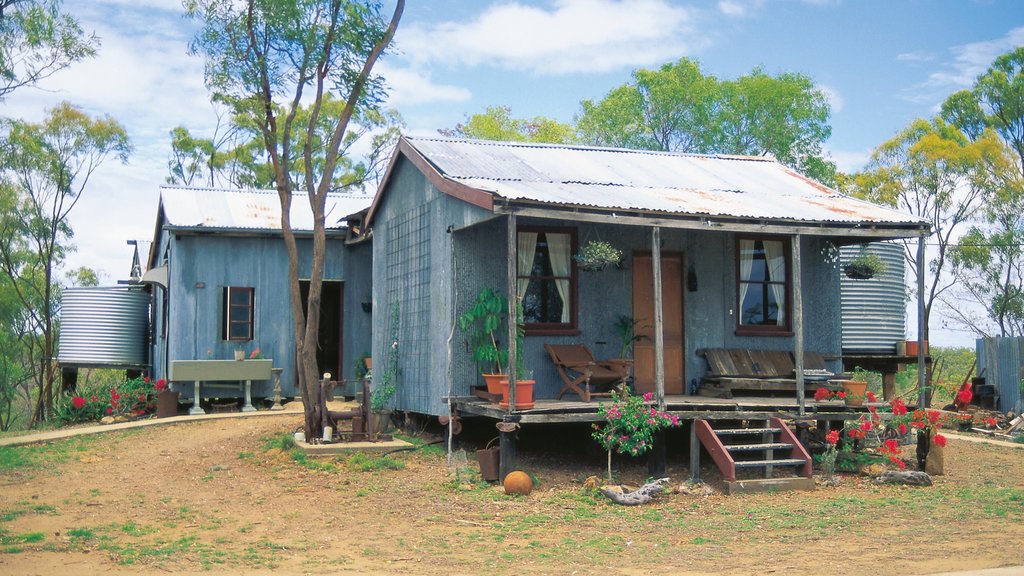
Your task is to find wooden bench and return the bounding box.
[697,349,839,398]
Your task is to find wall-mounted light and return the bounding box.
[361,301,372,313]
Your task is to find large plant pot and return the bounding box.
[840,380,868,406]
[482,373,506,396]
[370,411,395,435]
[904,340,928,356]
[499,379,535,410]
[156,390,180,418]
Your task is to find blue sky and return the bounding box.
[5,0,1023,345]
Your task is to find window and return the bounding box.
[517,228,576,332]
[737,238,789,333]
[223,286,254,341]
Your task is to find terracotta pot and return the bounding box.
[482,373,506,396]
[904,340,928,356]
[841,380,868,406]
[156,390,180,418]
[498,379,535,410]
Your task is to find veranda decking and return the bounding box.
[453,394,876,424]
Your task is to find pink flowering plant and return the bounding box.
[592,389,680,480]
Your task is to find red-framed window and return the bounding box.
[736,237,791,335]
[517,227,577,334]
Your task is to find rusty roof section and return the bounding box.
[397,136,927,231]
[159,186,373,232]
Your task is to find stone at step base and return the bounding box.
[725,476,816,495]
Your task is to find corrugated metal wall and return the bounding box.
[976,337,1024,414]
[840,242,906,354]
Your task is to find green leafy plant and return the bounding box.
[843,247,887,279]
[458,288,509,375]
[613,315,647,358]
[370,302,400,412]
[574,240,622,271]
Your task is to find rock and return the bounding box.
[100,416,115,425]
[674,481,715,496]
[875,470,933,486]
[925,442,944,476]
[582,476,601,491]
[862,463,886,477]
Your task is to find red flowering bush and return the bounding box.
[828,396,947,473]
[54,374,163,425]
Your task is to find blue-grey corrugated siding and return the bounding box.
[152,231,369,399]
[375,155,844,416]
[975,337,1023,414]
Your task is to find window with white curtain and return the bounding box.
[517,228,575,330]
[737,238,789,332]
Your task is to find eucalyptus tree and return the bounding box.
[576,58,835,185]
[0,102,130,423]
[936,47,1024,336]
[185,0,403,440]
[0,0,98,101]
[847,118,1000,341]
[440,105,575,144]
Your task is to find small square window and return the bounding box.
[223,286,254,341]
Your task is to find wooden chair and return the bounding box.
[544,344,632,402]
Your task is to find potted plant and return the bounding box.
[458,288,509,395]
[370,303,400,434]
[843,247,887,279]
[574,240,623,271]
[499,302,535,410]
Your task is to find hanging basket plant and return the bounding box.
[574,240,623,271]
[843,248,887,280]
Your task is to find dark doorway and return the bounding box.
[300,280,344,380]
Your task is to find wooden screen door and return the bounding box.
[632,253,685,395]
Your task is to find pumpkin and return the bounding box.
[503,470,533,496]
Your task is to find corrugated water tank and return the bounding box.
[840,242,906,354]
[58,286,150,367]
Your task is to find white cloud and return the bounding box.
[378,64,473,106]
[817,83,844,113]
[911,25,1024,99]
[396,0,697,75]
[717,1,748,17]
[896,51,935,63]
[828,147,871,173]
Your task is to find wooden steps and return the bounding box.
[695,417,815,495]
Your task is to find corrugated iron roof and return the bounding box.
[159,186,373,231]
[404,137,924,226]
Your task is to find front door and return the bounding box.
[632,253,685,395]
[300,280,344,380]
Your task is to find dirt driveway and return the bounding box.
[1,413,1022,575]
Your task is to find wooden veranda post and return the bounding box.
[506,213,518,412]
[792,234,805,417]
[917,234,927,409]
[501,213,518,481]
[649,226,667,477]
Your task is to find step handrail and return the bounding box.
[695,418,737,482]
[770,417,813,478]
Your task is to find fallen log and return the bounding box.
[600,478,670,506]
[875,470,932,486]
